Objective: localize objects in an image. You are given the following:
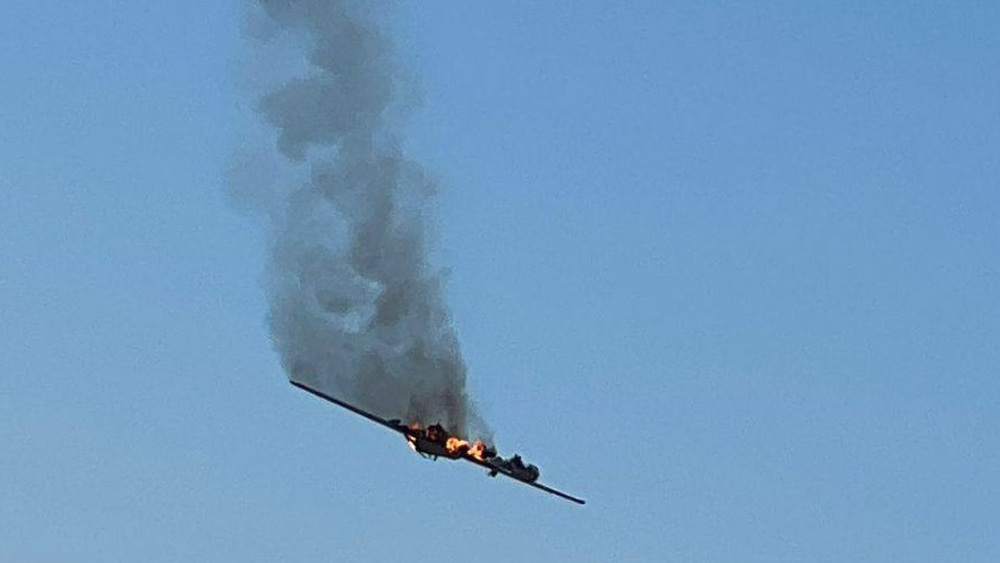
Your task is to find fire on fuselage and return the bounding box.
[405,423,466,460]
[404,422,542,483]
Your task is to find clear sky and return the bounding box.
[2,1,998,561]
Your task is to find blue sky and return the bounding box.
[2,1,998,561]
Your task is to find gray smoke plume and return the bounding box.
[239,0,486,439]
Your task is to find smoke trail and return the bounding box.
[239,0,486,439]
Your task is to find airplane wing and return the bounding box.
[463,456,587,505]
[290,379,412,436]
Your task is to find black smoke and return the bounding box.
[237,0,487,439]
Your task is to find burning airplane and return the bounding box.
[291,380,586,505]
[237,1,584,506]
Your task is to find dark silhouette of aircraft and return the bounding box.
[290,379,585,505]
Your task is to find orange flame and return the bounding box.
[445,437,469,454]
[467,439,486,461]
